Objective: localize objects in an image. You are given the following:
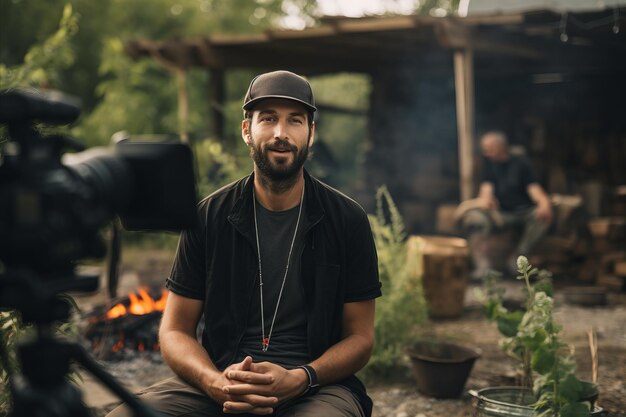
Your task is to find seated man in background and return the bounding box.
[460,130,553,277]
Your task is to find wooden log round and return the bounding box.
[416,236,469,319]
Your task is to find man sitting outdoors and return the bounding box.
[460,131,553,277]
[107,70,381,417]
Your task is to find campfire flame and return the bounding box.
[87,287,168,356]
[106,287,169,319]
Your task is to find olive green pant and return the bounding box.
[105,376,364,417]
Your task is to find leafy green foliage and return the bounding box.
[71,37,181,147]
[480,256,592,417]
[1,0,298,150]
[362,186,427,379]
[193,137,251,197]
[0,310,27,414]
[0,4,78,89]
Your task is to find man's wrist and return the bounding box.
[199,368,222,396]
[296,365,320,396]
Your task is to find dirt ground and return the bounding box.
[74,252,626,417]
[368,281,626,417]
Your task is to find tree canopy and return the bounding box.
[1,0,458,184]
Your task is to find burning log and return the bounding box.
[105,287,168,318]
[84,287,168,359]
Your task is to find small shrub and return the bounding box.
[362,186,428,379]
[481,256,592,417]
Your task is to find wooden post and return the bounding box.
[176,68,189,144]
[453,48,475,201]
[208,68,225,141]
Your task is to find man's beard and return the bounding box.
[250,136,310,186]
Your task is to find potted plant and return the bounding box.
[365,187,480,398]
[472,256,603,416]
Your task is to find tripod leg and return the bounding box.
[107,219,122,299]
[72,344,166,417]
[9,375,92,417]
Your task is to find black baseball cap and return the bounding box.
[243,70,316,113]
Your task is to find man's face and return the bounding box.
[243,99,314,182]
[481,134,507,161]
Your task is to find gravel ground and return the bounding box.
[83,280,626,417]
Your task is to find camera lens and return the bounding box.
[69,154,133,213]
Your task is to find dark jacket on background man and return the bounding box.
[482,154,538,212]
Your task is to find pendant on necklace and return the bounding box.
[262,338,269,352]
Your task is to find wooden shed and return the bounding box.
[125,5,626,234]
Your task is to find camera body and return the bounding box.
[0,89,197,275]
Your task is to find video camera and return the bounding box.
[0,88,197,275]
[0,88,198,417]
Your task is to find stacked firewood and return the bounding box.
[529,195,592,280]
[591,217,626,291]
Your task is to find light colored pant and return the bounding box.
[461,207,550,255]
[106,376,365,417]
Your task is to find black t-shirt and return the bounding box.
[235,200,310,367]
[165,172,381,416]
[482,155,538,212]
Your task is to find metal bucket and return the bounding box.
[470,387,605,417]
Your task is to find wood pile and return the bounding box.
[529,195,590,279]
[434,192,626,288]
[590,217,626,291]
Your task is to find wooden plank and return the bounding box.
[191,39,223,68]
[615,260,626,277]
[436,20,471,49]
[264,26,337,40]
[456,14,525,26]
[596,275,625,291]
[337,16,417,32]
[453,48,475,202]
[209,33,270,44]
[435,20,542,59]
[176,68,189,144]
[589,218,611,238]
[436,204,461,235]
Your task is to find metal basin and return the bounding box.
[470,387,605,416]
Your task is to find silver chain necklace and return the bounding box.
[252,182,305,352]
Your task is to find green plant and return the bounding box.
[193,137,250,198]
[0,3,78,148]
[0,310,25,414]
[362,186,428,379]
[482,256,592,417]
[0,295,81,414]
[0,4,78,90]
